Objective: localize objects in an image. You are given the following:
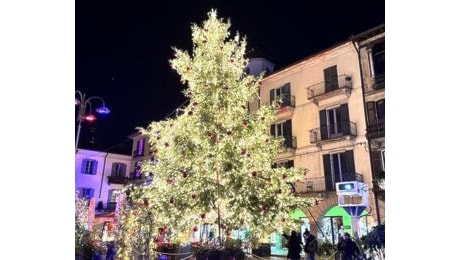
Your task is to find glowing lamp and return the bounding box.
[96,106,111,114]
[84,114,96,121]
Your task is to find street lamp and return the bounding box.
[75,90,111,151]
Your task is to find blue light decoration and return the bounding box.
[96,106,111,114]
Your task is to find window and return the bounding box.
[324,65,339,92]
[366,99,385,125]
[371,42,385,77]
[269,83,292,107]
[323,150,355,190]
[135,138,145,156]
[270,120,293,148]
[111,163,127,177]
[319,104,350,140]
[371,150,384,175]
[272,160,294,168]
[108,189,121,203]
[81,159,98,175]
[327,107,343,136]
[78,187,95,200]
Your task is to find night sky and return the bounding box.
[76,0,385,154]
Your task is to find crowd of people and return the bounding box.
[283,229,362,260]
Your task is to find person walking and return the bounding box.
[303,229,318,260]
[337,232,360,260]
[283,230,302,260]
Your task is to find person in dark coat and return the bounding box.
[303,230,318,260]
[337,232,360,260]
[283,230,302,260]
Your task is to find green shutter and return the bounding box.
[323,154,333,190]
[344,150,356,181]
[270,89,275,104]
[319,110,327,140]
[340,104,350,135]
[324,65,338,92]
[81,159,88,174]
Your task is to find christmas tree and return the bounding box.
[116,10,313,254]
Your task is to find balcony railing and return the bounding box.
[309,121,357,143]
[277,95,296,108]
[133,150,144,158]
[299,173,364,193]
[367,120,385,139]
[107,175,128,185]
[372,74,385,90]
[307,74,352,99]
[106,202,117,211]
[282,136,297,149]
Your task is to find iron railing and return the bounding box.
[367,120,385,139]
[307,74,352,99]
[107,175,128,185]
[299,173,364,193]
[309,121,357,143]
[277,95,296,107]
[282,136,297,149]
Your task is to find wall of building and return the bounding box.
[75,149,132,208]
[258,41,378,233]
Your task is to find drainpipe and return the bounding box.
[98,152,110,199]
[351,40,382,225]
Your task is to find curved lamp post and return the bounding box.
[75,90,111,151]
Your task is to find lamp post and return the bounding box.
[75,90,111,152]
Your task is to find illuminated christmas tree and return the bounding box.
[117,10,313,254]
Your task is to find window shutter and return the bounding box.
[323,154,333,190]
[343,150,356,181]
[121,164,127,177]
[88,188,95,199]
[285,120,292,148]
[366,101,377,126]
[270,124,276,137]
[281,83,291,106]
[270,89,275,104]
[340,104,350,135]
[376,99,385,120]
[92,160,98,175]
[81,159,88,174]
[111,163,117,176]
[371,151,383,176]
[324,65,338,92]
[319,110,328,140]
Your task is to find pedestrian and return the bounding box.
[106,241,116,260]
[283,230,302,260]
[337,232,360,260]
[303,229,318,260]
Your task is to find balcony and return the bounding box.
[309,121,357,144]
[277,95,295,108]
[307,75,352,102]
[133,149,144,158]
[298,173,364,193]
[107,175,128,185]
[372,74,385,90]
[367,120,385,139]
[282,136,297,149]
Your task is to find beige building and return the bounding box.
[252,34,383,244]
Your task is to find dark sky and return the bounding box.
[76,0,385,154]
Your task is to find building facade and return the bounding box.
[75,149,132,212]
[252,37,383,245]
